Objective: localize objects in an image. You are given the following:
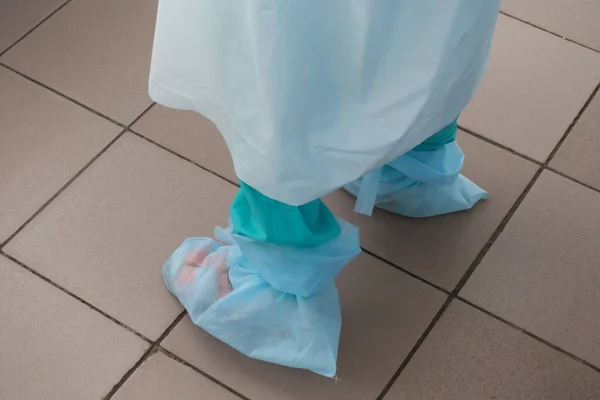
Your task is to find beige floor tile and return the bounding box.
[132,105,236,182]
[162,253,446,400]
[462,171,600,367]
[0,67,120,243]
[386,301,600,400]
[325,131,537,290]
[112,352,239,400]
[4,134,237,339]
[460,15,600,161]
[0,0,65,53]
[0,255,148,399]
[551,92,600,190]
[501,0,600,52]
[0,0,156,124]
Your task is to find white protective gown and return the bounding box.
[150,0,501,205]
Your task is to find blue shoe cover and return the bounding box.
[345,142,487,217]
[162,219,360,376]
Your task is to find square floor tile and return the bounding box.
[4,134,237,339]
[0,67,120,243]
[386,301,600,400]
[0,255,148,399]
[132,105,236,182]
[501,0,600,52]
[325,131,537,290]
[551,92,600,190]
[0,0,66,53]
[162,253,446,400]
[1,0,157,124]
[462,171,600,367]
[112,352,239,400]
[460,15,600,161]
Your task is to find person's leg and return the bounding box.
[162,182,359,376]
[345,118,487,217]
[230,181,341,247]
[413,119,458,152]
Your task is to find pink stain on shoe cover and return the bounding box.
[175,246,212,287]
[175,246,233,298]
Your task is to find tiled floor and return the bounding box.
[1,1,600,399]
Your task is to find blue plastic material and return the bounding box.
[346,141,487,217]
[162,219,361,377]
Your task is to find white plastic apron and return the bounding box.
[150,0,500,205]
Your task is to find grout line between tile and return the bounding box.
[546,167,600,195]
[361,248,450,295]
[544,82,600,165]
[0,129,126,248]
[0,0,72,57]
[129,102,157,126]
[499,11,600,55]
[457,296,600,374]
[103,346,159,400]
[158,346,252,400]
[376,297,454,400]
[128,128,241,188]
[452,167,543,295]
[458,125,542,166]
[106,342,253,400]
[155,310,187,345]
[102,303,245,399]
[0,63,127,128]
[0,251,152,344]
[462,124,600,196]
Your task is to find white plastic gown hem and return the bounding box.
[162,220,361,377]
[150,0,501,205]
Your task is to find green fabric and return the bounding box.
[413,119,458,151]
[231,181,341,247]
